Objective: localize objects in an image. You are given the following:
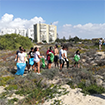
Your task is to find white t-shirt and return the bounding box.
[18,52,26,63]
[99,40,102,45]
[63,50,67,58]
[59,49,64,59]
[34,51,40,63]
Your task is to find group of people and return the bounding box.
[99,38,105,50]
[15,45,80,76]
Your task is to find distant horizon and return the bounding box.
[0,0,105,39]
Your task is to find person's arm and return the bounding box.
[61,50,64,58]
[37,52,42,59]
[38,55,42,59]
[15,51,18,61]
[17,56,19,63]
[28,52,31,58]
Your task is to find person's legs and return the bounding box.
[54,56,57,68]
[37,61,40,73]
[78,64,80,68]
[74,62,76,67]
[60,59,63,70]
[62,60,65,68]
[67,61,69,68]
[48,63,51,69]
[99,44,101,50]
[34,62,37,73]
[28,64,31,70]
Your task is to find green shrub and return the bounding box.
[5,85,18,90]
[0,34,33,50]
[0,76,14,86]
[78,82,105,95]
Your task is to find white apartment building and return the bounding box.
[34,23,57,43]
[0,28,15,35]
[27,28,34,40]
[0,28,27,37]
[15,29,27,37]
[0,23,57,43]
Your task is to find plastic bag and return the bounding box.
[29,58,34,65]
[15,63,26,75]
[74,55,80,62]
[50,53,54,62]
[41,58,45,68]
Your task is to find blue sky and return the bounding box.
[0,0,105,39]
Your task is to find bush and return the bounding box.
[0,34,33,50]
[78,82,105,95]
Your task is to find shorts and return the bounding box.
[54,55,59,62]
[74,61,79,65]
[48,60,52,64]
[60,59,64,64]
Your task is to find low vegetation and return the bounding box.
[0,36,105,104]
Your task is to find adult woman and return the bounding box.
[34,47,42,75]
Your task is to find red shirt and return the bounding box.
[46,50,54,60]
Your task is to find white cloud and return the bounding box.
[0,13,45,30]
[52,21,58,25]
[58,23,105,39]
[63,24,72,27]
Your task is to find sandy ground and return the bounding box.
[43,85,105,105]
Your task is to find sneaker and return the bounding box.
[37,73,41,75]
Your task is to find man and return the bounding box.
[59,45,65,70]
[62,46,69,69]
[54,44,59,68]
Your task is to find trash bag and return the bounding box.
[50,53,54,62]
[74,55,80,62]
[29,58,34,65]
[15,63,26,75]
[41,58,45,68]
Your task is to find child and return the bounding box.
[74,50,80,68]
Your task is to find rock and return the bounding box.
[81,59,86,62]
[93,75,104,86]
[102,82,105,88]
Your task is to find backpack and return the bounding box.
[74,54,80,62]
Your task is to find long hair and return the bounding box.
[34,47,37,52]
[76,50,80,55]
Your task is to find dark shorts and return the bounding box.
[74,61,79,65]
[48,60,52,64]
[60,59,64,64]
[54,55,59,62]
